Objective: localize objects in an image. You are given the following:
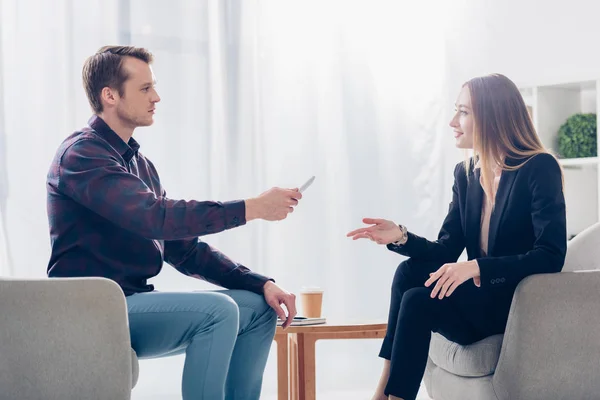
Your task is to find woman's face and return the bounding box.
[449,85,474,149]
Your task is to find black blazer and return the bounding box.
[388,152,567,292]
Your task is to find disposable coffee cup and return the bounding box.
[300,286,324,318]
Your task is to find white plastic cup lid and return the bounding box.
[301,286,324,294]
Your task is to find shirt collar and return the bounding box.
[88,115,140,163]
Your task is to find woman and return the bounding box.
[347,73,567,400]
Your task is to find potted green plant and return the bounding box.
[557,113,597,159]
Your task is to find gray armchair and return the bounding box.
[424,222,600,399]
[0,277,138,400]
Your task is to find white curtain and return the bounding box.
[0,0,8,276]
[0,0,457,398]
[0,0,121,277]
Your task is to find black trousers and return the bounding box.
[379,258,512,400]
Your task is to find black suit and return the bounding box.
[380,153,567,400]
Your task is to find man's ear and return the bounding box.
[100,87,118,107]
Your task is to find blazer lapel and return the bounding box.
[465,167,484,257]
[487,159,519,255]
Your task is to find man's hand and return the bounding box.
[245,188,302,221]
[263,281,297,329]
[425,260,481,299]
[346,218,403,245]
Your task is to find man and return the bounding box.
[46,45,298,400]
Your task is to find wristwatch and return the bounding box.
[392,224,408,246]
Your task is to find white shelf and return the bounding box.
[545,80,597,91]
[519,87,535,107]
[559,157,598,167]
[519,78,599,238]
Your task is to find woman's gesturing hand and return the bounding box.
[346,218,403,245]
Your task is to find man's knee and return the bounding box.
[206,292,240,325]
[263,306,277,331]
[251,292,277,328]
[225,290,277,329]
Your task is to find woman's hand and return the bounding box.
[346,218,403,245]
[425,260,481,299]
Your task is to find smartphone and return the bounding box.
[299,176,315,193]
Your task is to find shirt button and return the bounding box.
[491,279,496,284]
[500,278,506,283]
[233,216,239,225]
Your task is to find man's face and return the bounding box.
[114,57,160,128]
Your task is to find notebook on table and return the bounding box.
[277,316,326,326]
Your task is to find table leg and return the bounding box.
[296,333,317,400]
[289,334,299,400]
[274,332,289,400]
[292,329,387,400]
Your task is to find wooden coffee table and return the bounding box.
[274,321,387,400]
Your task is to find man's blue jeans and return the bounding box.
[126,289,277,399]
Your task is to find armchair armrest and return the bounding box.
[0,277,133,400]
[492,271,600,400]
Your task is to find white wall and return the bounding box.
[445,0,600,88]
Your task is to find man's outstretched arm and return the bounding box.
[53,138,300,240]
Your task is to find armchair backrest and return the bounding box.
[563,222,600,272]
[0,277,133,400]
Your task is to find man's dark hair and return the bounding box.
[82,45,154,113]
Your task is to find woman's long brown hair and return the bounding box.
[464,73,562,200]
